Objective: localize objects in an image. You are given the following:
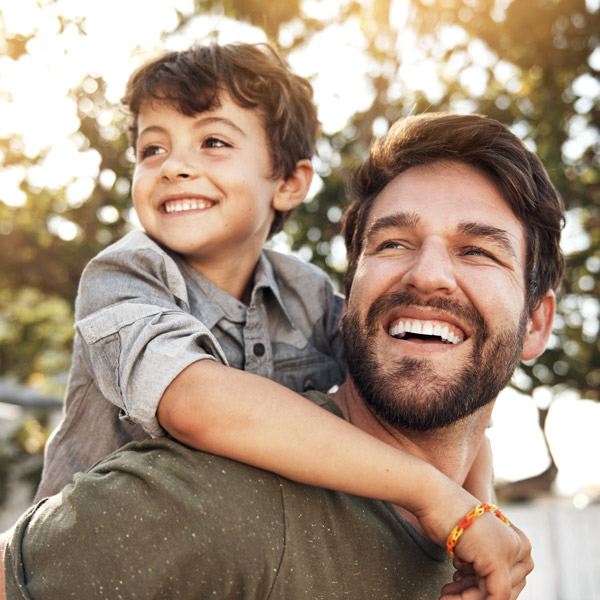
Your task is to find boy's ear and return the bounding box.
[272,159,314,212]
[521,290,555,361]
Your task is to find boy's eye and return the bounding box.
[139,145,165,160]
[203,137,231,149]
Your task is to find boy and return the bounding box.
[35,41,527,583]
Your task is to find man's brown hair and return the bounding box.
[122,41,319,236]
[342,113,565,312]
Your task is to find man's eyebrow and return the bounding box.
[458,221,517,258]
[365,212,421,240]
[194,116,246,136]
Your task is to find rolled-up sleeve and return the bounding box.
[74,235,228,437]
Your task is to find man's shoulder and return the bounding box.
[65,437,287,546]
[9,438,287,599]
[10,408,453,600]
[302,390,343,417]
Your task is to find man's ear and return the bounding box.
[272,159,314,212]
[521,290,556,361]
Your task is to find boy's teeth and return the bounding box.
[388,319,464,344]
[164,199,210,213]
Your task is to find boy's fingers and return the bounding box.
[439,577,487,600]
[439,574,479,595]
[511,524,533,564]
[483,566,511,600]
[442,528,533,600]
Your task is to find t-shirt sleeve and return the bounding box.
[74,238,229,437]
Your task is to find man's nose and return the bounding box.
[160,148,198,181]
[401,237,457,295]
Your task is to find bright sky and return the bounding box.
[1,0,599,500]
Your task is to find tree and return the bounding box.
[1,0,598,501]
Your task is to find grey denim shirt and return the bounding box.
[36,230,345,500]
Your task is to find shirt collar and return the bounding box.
[170,250,294,328]
[249,251,295,327]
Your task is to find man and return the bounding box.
[1,113,563,599]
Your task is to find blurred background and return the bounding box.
[0,0,599,596]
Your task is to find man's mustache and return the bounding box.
[362,290,488,340]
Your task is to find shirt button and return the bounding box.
[253,343,266,357]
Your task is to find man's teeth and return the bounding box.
[164,199,211,213]
[388,320,464,344]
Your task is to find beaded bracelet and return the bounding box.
[446,502,510,560]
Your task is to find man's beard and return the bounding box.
[341,290,528,432]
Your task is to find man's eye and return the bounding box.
[139,145,165,160]
[464,247,494,259]
[378,240,405,251]
[203,137,230,149]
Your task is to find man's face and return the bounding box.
[342,161,531,432]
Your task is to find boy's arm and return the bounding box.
[158,360,532,599]
[462,436,494,502]
[158,359,460,514]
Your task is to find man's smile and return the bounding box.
[388,317,465,344]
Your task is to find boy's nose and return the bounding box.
[160,150,198,181]
[401,237,458,296]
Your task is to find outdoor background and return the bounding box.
[0,0,599,597]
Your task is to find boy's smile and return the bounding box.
[162,195,214,214]
[131,95,289,298]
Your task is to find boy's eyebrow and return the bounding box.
[194,116,247,137]
[137,125,167,139]
[136,117,247,139]
[365,212,518,258]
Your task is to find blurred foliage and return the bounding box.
[0,412,52,506]
[0,0,598,503]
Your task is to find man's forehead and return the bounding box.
[362,161,527,257]
[366,162,520,226]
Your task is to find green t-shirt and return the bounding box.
[5,393,453,599]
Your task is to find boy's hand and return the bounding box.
[439,520,533,600]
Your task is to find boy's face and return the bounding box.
[132,95,284,276]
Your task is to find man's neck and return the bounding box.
[331,379,494,489]
[331,379,495,536]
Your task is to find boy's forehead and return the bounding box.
[135,93,266,128]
